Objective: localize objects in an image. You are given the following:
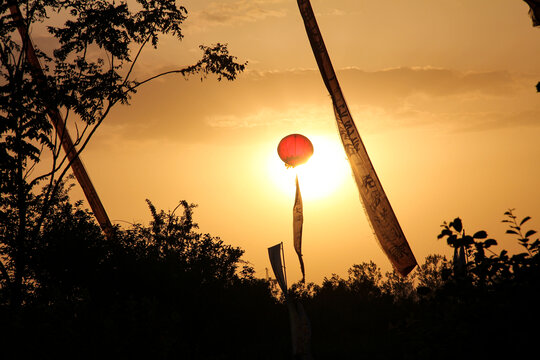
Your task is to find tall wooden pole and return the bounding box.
[9,3,113,238]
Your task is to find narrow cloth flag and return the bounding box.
[286,299,313,359]
[268,243,312,359]
[268,243,288,294]
[524,0,540,26]
[293,175,306,283]
[296,0,417,276]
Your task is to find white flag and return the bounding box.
[293,175,306,282]
[296,0,417,276]
[287,300,312,358]
[268,243,312,358]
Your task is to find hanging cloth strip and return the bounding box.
[296,0,417,276]
[267,243,312,359]
[293,175,306,282]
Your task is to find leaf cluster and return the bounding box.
[437,217,495,249]
[47,0,186,122]
[436,211,540,289]
[502,209,539,255]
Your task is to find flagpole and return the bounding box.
[9,3,113,239]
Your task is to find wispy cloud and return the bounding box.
[315,8,348,17]
[206,105,330,128]
[102,66,539,144]
[337,66,518,99]
[188,0,286,29]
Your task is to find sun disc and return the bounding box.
[269,135,349,200]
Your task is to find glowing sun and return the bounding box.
[269,135,350,200]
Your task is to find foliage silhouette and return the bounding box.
[1,192,288,359]
[283,211,540,359]
[1,195,539,359]
[0,0,246,308]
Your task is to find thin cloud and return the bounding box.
[315,8,347,17]
[452,109,540,132]
[338,67,518,99]
[101,66,538,144]
[189,0,286,29]
[206,105,330,128]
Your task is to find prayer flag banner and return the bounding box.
[293,175,306,282]
[287,300,312,358]
[268,242,312,358]
[268,243,287,294]
[296,0,417,276]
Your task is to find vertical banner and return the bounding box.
[293,175,306,282]
[268,243,287,294]
[268,242,312,359]
[296,0,417,276]
[286,300,313,359]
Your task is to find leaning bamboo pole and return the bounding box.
[9,3,113,239]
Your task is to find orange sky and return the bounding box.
[51,0,540,283]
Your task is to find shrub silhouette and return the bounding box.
[1,191,538,359]
[0,193,287,359]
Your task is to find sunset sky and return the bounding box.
[54,0,540,283]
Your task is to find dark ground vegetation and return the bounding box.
[1,192,538,359]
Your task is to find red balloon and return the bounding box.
[277,134,314,167]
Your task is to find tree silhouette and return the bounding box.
[1,191,288,359]
[0,0,246,308]
[1,189,538,359]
